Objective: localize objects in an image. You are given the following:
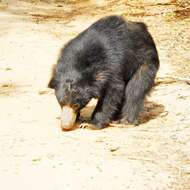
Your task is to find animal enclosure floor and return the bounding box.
[0,1,190,190]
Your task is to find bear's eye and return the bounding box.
[48,78,58,89]
[65,79,72,83]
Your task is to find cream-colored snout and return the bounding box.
[61,106,77,131]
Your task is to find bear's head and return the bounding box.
[48,64,95,131]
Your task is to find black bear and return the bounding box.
[48,15,159,130]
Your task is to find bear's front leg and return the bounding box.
[91,82,125,129]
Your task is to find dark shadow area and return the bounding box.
[173,7,190,20]
[2,0,188,24]
[2,0,189,24]
[138,101,165,124]
[77,100,165,126]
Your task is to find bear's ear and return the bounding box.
[48,77,57,89]
[48,64,57,89]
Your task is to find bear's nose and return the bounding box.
[61,105,77,131]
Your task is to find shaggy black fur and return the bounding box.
[48,15,159,129]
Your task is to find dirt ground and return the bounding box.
[0,0,190,189]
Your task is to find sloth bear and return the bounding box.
[48,15,159,130]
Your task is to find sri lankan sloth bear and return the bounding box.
[48,15,159,130]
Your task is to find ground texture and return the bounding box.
[0,1,190,189]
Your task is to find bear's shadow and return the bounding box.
[79,100,165,126]
[138,101,165,124]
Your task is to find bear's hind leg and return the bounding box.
[121,63,158,124]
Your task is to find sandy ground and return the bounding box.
[0,1,190,189]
